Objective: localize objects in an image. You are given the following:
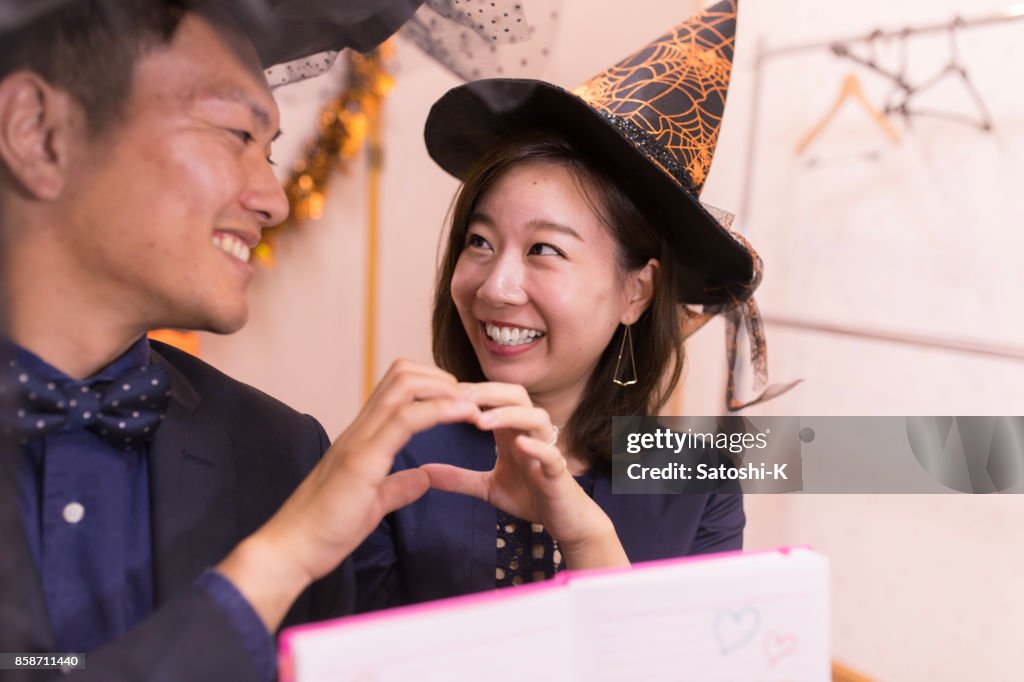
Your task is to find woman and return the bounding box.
[354,0,781,611]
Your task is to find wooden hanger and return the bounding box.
[795,72,900,156]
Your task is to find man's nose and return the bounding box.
[241,160,289,228]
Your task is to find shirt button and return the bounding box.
[62,502,85,525]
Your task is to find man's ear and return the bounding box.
[621,258,660,325]
[0,72,79,201]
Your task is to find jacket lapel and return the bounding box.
[148,347,238,604]
[0,441,55,654]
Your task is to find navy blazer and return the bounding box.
[0,340,353,681]
[353,422,744,613]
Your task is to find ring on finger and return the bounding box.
[548,425,560,446]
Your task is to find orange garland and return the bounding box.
[254,44,395,267]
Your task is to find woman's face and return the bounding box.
[451,160,654,409]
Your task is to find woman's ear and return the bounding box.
[0,72,78,201]
[621,258,659,325]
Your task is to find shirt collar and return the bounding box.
[7,336,152,385]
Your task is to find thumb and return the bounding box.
[421,462,490,501]
[378,468,431,515]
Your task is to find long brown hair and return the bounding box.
[432,130,685,471]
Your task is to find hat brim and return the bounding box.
[424,79,755,305]
[1,1,420,70]
[222,0,424,67]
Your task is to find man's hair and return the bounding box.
[432,130,686,472]
[0,0,193,136]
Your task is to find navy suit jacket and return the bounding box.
[353,422,744,613]
[0,340,354,681]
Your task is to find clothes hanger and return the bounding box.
[830,37,906,89]
[794,70,900,156]
[881,28,913,117]
[884,18,994,132]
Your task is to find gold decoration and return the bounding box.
[256,44,396,267]
[362,84,384,402]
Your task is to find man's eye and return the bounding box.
[229,129,276,165]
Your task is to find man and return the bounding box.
[0,1,480,680]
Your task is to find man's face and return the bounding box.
[58,12,287,334]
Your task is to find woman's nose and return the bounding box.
[477,256,528,306]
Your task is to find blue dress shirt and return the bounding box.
[11,338,274,679]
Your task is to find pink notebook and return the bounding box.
[279,546,829,682]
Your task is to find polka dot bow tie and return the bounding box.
[3,362,171,451]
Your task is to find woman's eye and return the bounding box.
[528,243,563,257]
[465,233,491,250]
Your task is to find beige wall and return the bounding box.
[201,1,1024,679]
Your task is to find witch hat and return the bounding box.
[427,0,799,409]
[425,0,760,307]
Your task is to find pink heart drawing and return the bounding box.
[764,631,799,667]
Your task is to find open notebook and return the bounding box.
[280,547,829,682]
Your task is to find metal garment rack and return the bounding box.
[737,5,1024,363]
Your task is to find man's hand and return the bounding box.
[217,360,480,631]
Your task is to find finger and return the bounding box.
[458,382,532,409]
[421,463,490,501]
[515,435,568,480]
[374,372,465,406]
[373,398,481,454]
[334,399,480,481]
[377,468,431,515]
[359,374,474,435]
[379,358,458,385]
[476,405,552,439]
[366,360,459,409]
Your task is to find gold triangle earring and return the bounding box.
[612,323,637,386]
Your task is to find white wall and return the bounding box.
[199,1,1024,679]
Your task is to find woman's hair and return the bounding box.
[432,130,686,471]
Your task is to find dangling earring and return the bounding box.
[612,324,637,386]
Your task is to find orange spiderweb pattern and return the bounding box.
[572,0,736,193]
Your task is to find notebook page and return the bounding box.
[281,581,575,682]
[566,548,829,682]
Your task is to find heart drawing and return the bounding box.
[764,631,799,667]
[713,607,761,655]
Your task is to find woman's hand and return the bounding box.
[422,382,629,570]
